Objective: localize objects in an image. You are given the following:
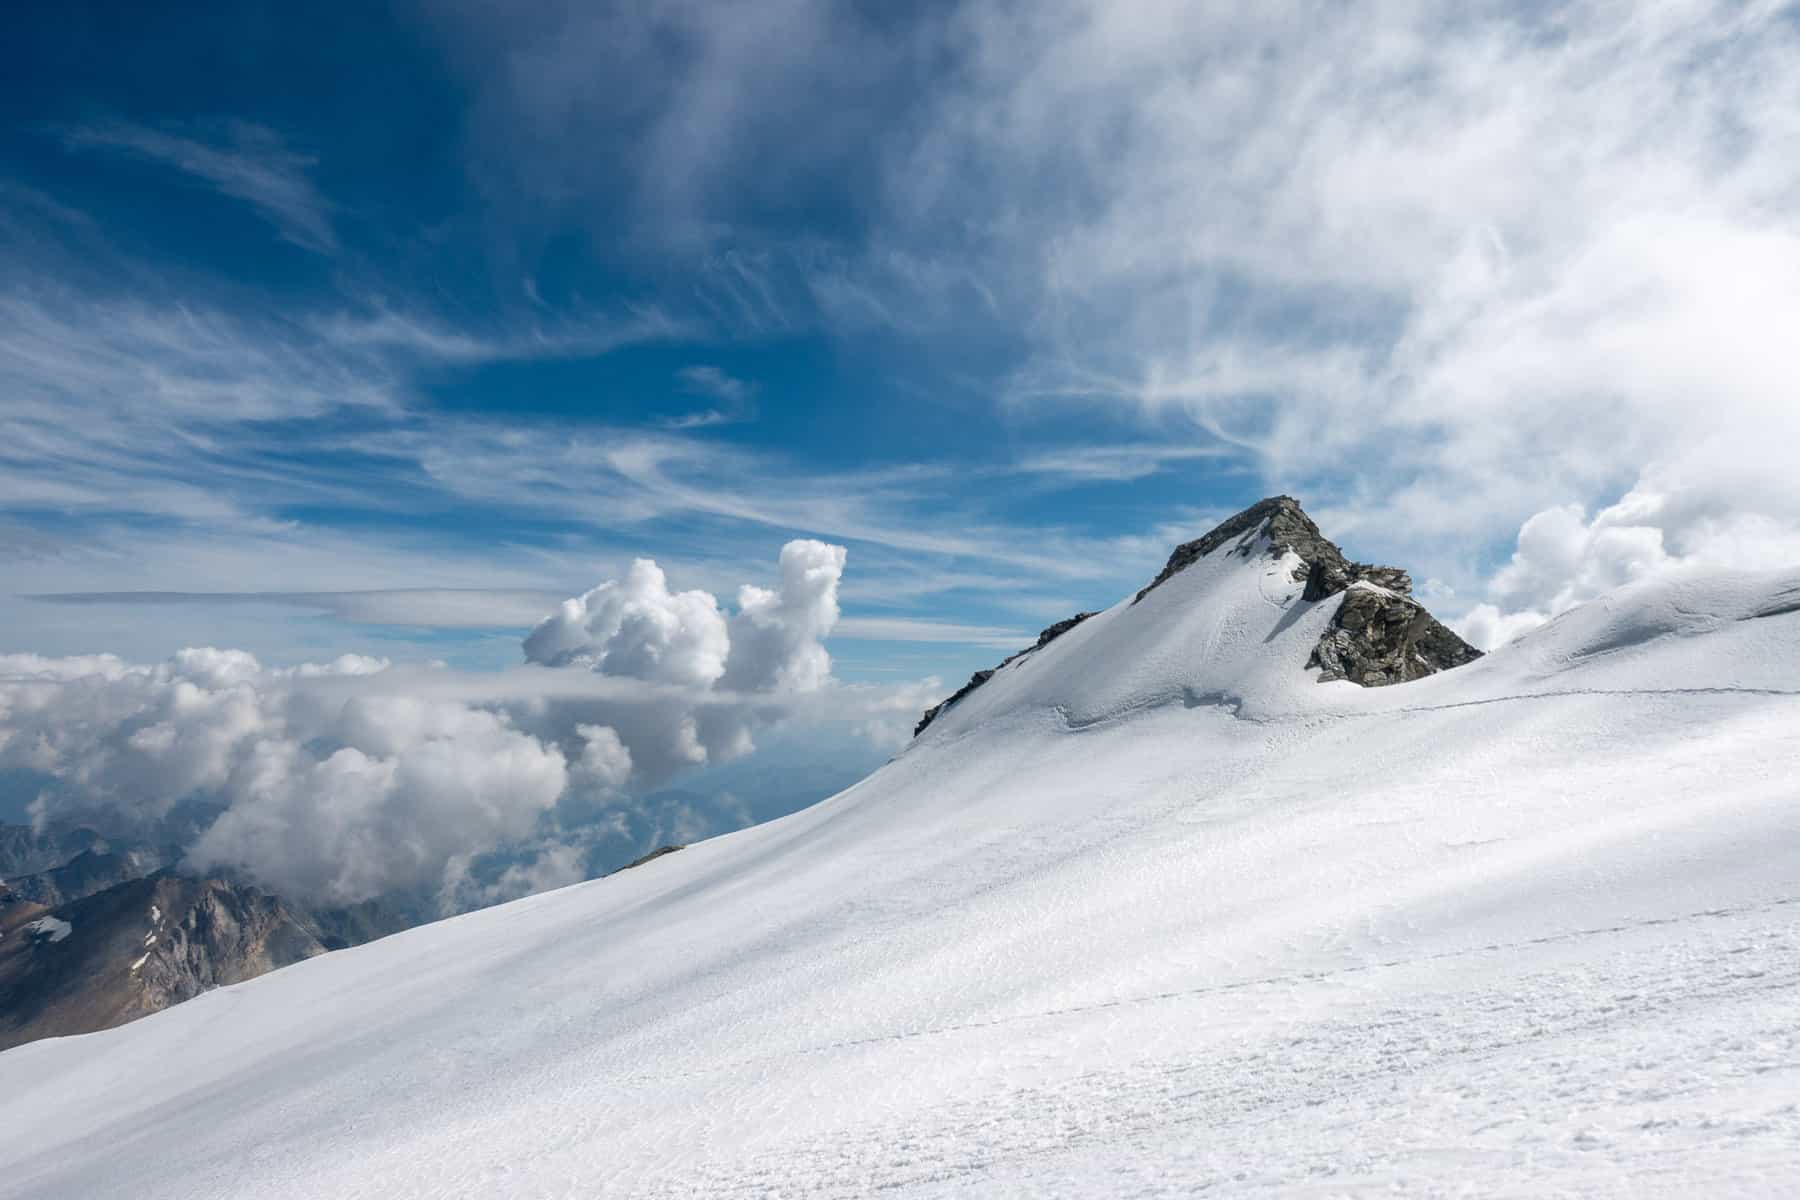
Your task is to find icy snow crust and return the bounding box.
[3,551,1800,1198]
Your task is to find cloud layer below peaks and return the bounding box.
[0,540,860,906]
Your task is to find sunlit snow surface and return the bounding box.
[3,550,1799,1198]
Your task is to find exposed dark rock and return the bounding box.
[1136,495,1480,686]
[4,845,173,909]
[913,611,1097,737]
[1133,495,1402,604]
[0,873,327,1051]
[0,824,112,880]
[1310,581,1483,685]
[913,496,1482,737]
[913,669,996,739]
[611,844,685,874]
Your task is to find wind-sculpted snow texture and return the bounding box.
[2,551,1799,1197]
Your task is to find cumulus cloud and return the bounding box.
[443,841,590,913]
[525,558,731,683]
[0,540,871,907]
[1455,483,1800,649]
[0,649,567,904]
[519,538,846,782]
[721,539,845,692]
[573,723,634,789]
[525,539,844,697]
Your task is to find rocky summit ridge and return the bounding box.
[915,496,1481,736]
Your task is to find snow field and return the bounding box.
[2,550,1797,1197]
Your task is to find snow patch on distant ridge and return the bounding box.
[25,916,72,943]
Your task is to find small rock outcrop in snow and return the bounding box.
[917,496,1481,735]
[610,845,685,874]
[914,611,1097,736]
[1310,580,1482,685]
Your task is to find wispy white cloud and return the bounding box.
[832,616,1028,649]
[26,589,570,630]
[364,420,1188,584]
[36,3,1790,669]
[313,304,695,364]
[63,120,338,253]
[666,364,759,428]
[0,280,695,561]
[441,0,1800,612]
[1009,443,1236,484]
[872,1,1800,595]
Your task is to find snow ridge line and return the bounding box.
[1384,684,1800,715]
[606,893,1800,1086]
[1034,683,1800,735]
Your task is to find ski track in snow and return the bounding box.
[2,557,1799,1198]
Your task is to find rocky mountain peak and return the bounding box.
[915,496,1482,737]
[1134,495,1408,604]
[1133,495,1480,686]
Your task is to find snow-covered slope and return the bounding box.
[3,525,1798,1198]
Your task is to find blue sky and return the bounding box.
[4,3,1800,886]
[2,0,1301,684]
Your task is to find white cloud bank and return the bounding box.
[1457,483,1800,650]
[0,541,897,907]
[894,2,1800,582]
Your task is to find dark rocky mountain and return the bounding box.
[916,496,1480,735]
[4,844,175,909]
[0,820,422,1047]
[0,873,327,1050]
[0,802,713,1050]
[0,823,113,879]
[0,831,645,1049]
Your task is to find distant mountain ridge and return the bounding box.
[0,825,112,880]
[0,873,326,1051]
[4,844,176,909]
[0,823,422,1049]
